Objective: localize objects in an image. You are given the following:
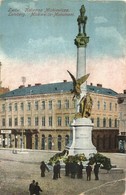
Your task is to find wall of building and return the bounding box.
[0,90,119,152]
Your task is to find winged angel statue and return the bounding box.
[67,70,93,118]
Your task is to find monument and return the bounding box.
[66,5,97,158]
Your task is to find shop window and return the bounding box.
[97,117,100,127]
[58,135,62,151]
[48,135,52,150]
[103,118,106,127]
[41,134,45,150]
[35,134,38,149]
[109,118,112,127]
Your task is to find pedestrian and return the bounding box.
[57,161,61,178]
[77,162,84,179]
[65,161,70,176]
[40,161,49,177]
[70,161,77,179]
[86,163,92,181]
[29,180,35,195]
[53,162,58,180]
[34,182,42,195]
[94,162,100,180]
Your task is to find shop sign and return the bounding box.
[1,130,11,134]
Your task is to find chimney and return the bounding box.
[63,80,67,82]
[124,90,126,94]
[35,83,41,86]
[19,85,25,89]
[97,84,102,87]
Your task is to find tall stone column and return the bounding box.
[67,5,97,158]
[74,5,89,112]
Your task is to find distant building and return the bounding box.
[117,90,126,153]
[0,81,119,152]
[0,87,9,95]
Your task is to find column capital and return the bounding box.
[74,35,89,48]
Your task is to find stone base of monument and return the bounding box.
[66,117,97,159]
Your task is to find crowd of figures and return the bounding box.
[29,160,100,194]
[65,161,100,180]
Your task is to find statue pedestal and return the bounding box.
[66,118,97,158]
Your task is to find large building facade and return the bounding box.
[0,81,119,152]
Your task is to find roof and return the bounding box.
[0,81,118,99]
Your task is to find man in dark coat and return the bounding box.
[40,161,49,177]
[94,162,100,180]
[29,180,35,195]
[53,162,58,180]
[34,182,42,195]
[57,161,61,178]
[77,162,84,179]
[86,163,92,181]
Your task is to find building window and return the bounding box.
[42,101,45,110]
[115,119,118,127]
[97,101,100,110]
[58,135,62,151]
[103,118,106,127]
[2,104,5,112]
[49,116,52,126]
[35,134,38,149]
[9,118,12,127]
[57,100,61,109]
[48,135,52,150]
[35,101,38,110]
[97,135,100,150]
[20,117,24,126]
[65,135,69,146]
[57,116,62,126]
[97,117,100,127]
[8,103,12,112]
[14,103,18,111]
[115,103,117,111]
[35,116,39,126]
[41,134,45,150]
[65,99,69,109]
[2,118,6,126]
[103,102,106,110]
[109,118,112,127]
[28,117,31,126]
[14,118,18,126]
[91,118,94,123]
[109,135,111,149]
[42,116,45,126]
[109,103,112,111]
[65,116,69,126]
[20,102,24,111]
[27,102,31,111]
[49,100,52,110]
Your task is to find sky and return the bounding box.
[0,0,126,93]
